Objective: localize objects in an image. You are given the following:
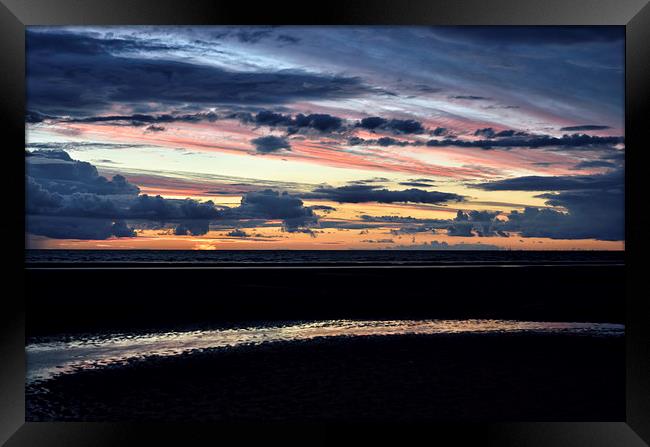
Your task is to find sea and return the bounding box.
[25,249,625,266]
[25,251,626,420]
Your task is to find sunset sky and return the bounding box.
[25,26,625,250]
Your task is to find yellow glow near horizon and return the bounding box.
[27,228,625,251]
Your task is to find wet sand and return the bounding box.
[26,332,624,422]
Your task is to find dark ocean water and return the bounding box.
[25,249,624,265]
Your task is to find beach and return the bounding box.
[27,331,624,422]
[25,253,626,422]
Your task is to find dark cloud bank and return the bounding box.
[32,104,624,159]
[26,31,371,117]
[348,131,623,151]
[309,184,463,205]
[26,151,324,239]
[250,136,291,153]
[238,111,344,134]
[356,117,425,135]
[26,150,624,243]
[469,169,624,241]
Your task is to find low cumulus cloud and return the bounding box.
[447,210,506,237]
[236,112,425,137]
[310,204,336,213]
[346,131,623,152]
[390,225,436,235]
[309,184,464,204]
[25,149,624,243]
[238,110,344,134]
[174,220,210,236]
[26,151,141,240]
[25,150,224,239]
[145,125,165,133]
[387,240,504,250]
[474,128,529,138]
[426,133,623,150]
[226,228,249,237]
[27,150,140,196]
[357,117,425,134]
[473,170,622,191]
[27,215,136,240]
[129,195,220,220]
[363,211,509,238]
[26,150,325,240]
[348,168,624,242]
[26,176,63,213]
[221,189,318,232]
[251,135,291,153]
[472,169,624,241]
[360,215,446,224]
[499,195,622,241]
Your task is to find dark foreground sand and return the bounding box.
[26,333,624,422]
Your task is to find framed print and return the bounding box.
[2,0,649,445]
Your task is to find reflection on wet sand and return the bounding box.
[26,319,624,384]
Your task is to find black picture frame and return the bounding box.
[2,0,649,444]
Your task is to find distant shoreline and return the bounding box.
[25,249,625,267]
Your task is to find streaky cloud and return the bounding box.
[309,184,464,204]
